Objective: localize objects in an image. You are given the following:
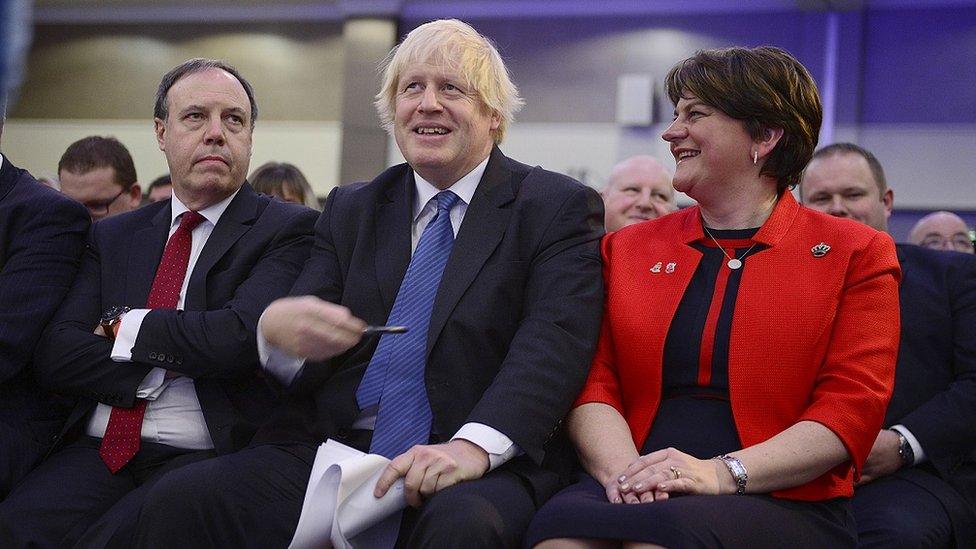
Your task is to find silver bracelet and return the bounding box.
[715,454,748,495]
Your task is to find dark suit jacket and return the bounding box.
[33,183,317,455]
[883,244,976,537]
[0,156,88,495]
[256,148,604,491]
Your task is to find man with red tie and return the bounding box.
[0,58,318,547]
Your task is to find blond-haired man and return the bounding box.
[136,19,604,548]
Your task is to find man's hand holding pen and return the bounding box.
[261,295,370,361]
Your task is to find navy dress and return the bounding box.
[525,229,857,548]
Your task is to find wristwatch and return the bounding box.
[891,429,915,467]
[716,454,748,495]
[100,306,131,340]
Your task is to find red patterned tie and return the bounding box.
[99,210,206,473]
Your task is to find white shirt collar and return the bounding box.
[411,155,490,221]
[169,187,241,228]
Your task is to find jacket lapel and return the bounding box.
[426,148,514,353]
[184,184,260,310]
[0,157,17,203]
[126,203,171,306]
[374,169,414,312]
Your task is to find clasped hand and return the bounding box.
[857,429,903,486]
[373,439,490,508]
[604,447,727,504]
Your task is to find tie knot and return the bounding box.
[179,210,206,232]
[435,191,460,213]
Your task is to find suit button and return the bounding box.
[167,356,174,364]
[176,358,183,365]
[149,352,157,360]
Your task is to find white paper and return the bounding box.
[288,439,406,549]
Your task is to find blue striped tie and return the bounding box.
[356,190,461,458]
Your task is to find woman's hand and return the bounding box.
[597,459,642,504]
[616,447,732,502]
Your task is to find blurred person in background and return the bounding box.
[249,161,319,210]
[144,174,172,204]
[909,210,974,254]
[601,155,677,232]
[58,136,141,221]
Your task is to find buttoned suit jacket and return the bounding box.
[0,156,88,495]
[33,183,318,454]
[255,147,605,493]
[878,244,976,539]
[576,192,901,501]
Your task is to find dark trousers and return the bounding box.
[135,437,544,549]
[853,469,966,548]
[0,436,215,548]
[0,419,52,501]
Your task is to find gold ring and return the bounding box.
[670,466,681,480]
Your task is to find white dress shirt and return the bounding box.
[259,155,521,469]
[86,189,241,450]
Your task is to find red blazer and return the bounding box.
[575,192,901,501]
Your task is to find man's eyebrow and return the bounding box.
[176,104,207,117]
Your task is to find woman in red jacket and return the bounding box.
[526,46,901,548]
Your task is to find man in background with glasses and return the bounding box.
[58,136,142,221]
[909,210,975,254]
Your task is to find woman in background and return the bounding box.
[249,161,319,210]
[526,46,901,548]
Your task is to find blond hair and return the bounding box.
[375,19,523,144]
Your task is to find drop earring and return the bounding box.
[753,150,758,166]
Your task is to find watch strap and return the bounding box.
[890,429,915,467]
[716,454,748,495]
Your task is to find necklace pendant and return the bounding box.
[727,258,743,270]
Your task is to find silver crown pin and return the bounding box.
[811,242,831,258]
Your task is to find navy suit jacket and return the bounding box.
[33,184,317,455]
[883,244,976,536]
[0,155,88,495]
[255,148,604,492]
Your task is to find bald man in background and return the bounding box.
[909,210,974,254]
[601,155,677,231]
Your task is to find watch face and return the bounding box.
[101,305,128,323]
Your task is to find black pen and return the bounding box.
[363,325,409,335]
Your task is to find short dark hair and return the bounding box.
[57,136,137,190]
[249,161,318,209]
[809,142,887,193]
[154,58,257,127]
[665,46,822,193]
[146,173,171,193]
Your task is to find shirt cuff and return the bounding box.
[452,422,523,471]
[890,424,926,465]
[111,308,150,361]
[137,368,167,400]
[257,310,306,386]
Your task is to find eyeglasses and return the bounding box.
[918,234,975,254]
[84,187,127,217]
